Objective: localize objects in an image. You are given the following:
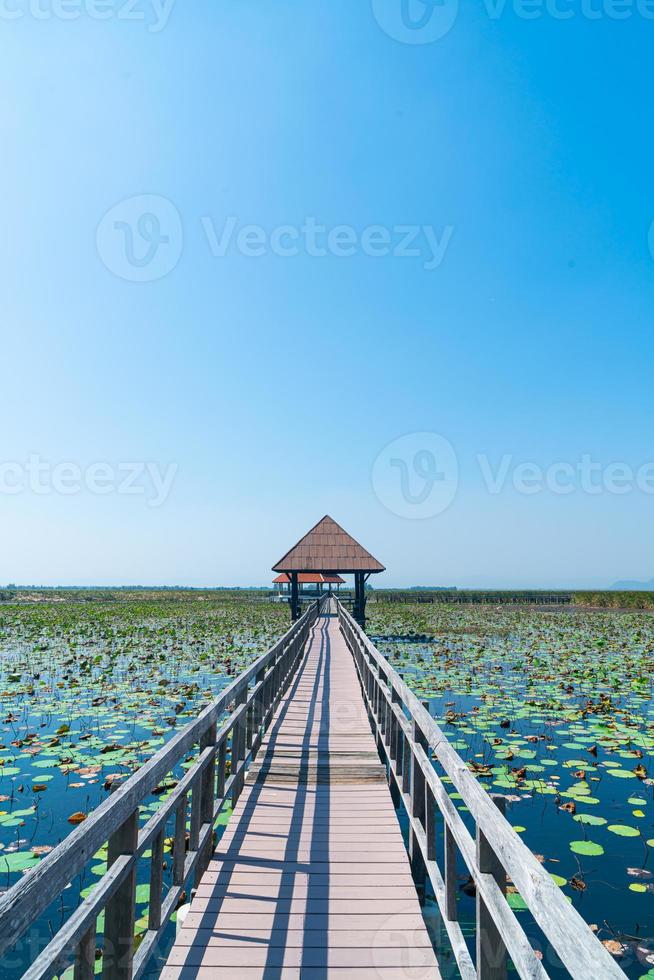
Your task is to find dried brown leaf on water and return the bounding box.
[468,762,493,777]
[602,940,627,956]
[68,812,87,825]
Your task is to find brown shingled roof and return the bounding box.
[272,516,385,574]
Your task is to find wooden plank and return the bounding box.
[166,946,439,967]
[163,969,442,980]
[172,927,434,947]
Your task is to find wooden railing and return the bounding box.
[0,596,327,980]
[337,600,626,980]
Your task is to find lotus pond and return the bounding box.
[3,592,654,978]
[368,600,654,977]
[0,592,288,977]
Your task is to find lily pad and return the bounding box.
[570,841,604,856]
[607,825,640,837]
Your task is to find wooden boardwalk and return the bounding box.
[163,610,441,979]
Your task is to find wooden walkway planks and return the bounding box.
[163,612,441,979]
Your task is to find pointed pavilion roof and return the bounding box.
[272,516,385,574]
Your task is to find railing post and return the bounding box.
[374,672,384,755]
[444,825,458,921]
[476,795,507,979]
[232,686,248,804]
[401,727,411,795]
[252,666,266,756]
[389,688,402,809]
[425,780,436,863]
[409,721,427,900]
[102,809,138,980]
[148,828,165,932]
[172,796,187,886]
[216,738,227,802]
[245,691,255,752]
[74,926,96,980]
[197,722,217,883]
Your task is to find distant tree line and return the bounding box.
[573,591,654,610]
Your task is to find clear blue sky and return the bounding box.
[2,0,653,589]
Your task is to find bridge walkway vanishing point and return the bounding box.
[163,605,441,979]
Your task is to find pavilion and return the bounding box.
[272,515,385,627]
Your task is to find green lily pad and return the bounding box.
[0,851,40,872]
[569,841,604,856]
[607,825,640,837]
[506,892,528,911]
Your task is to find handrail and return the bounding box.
[336,599,625,980]
[0,595,329,980]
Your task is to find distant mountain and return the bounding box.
[612,578,654,590]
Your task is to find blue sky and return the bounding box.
[1,0,653,588]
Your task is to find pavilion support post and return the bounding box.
[354,572,366,629]
[290,572,299,621]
